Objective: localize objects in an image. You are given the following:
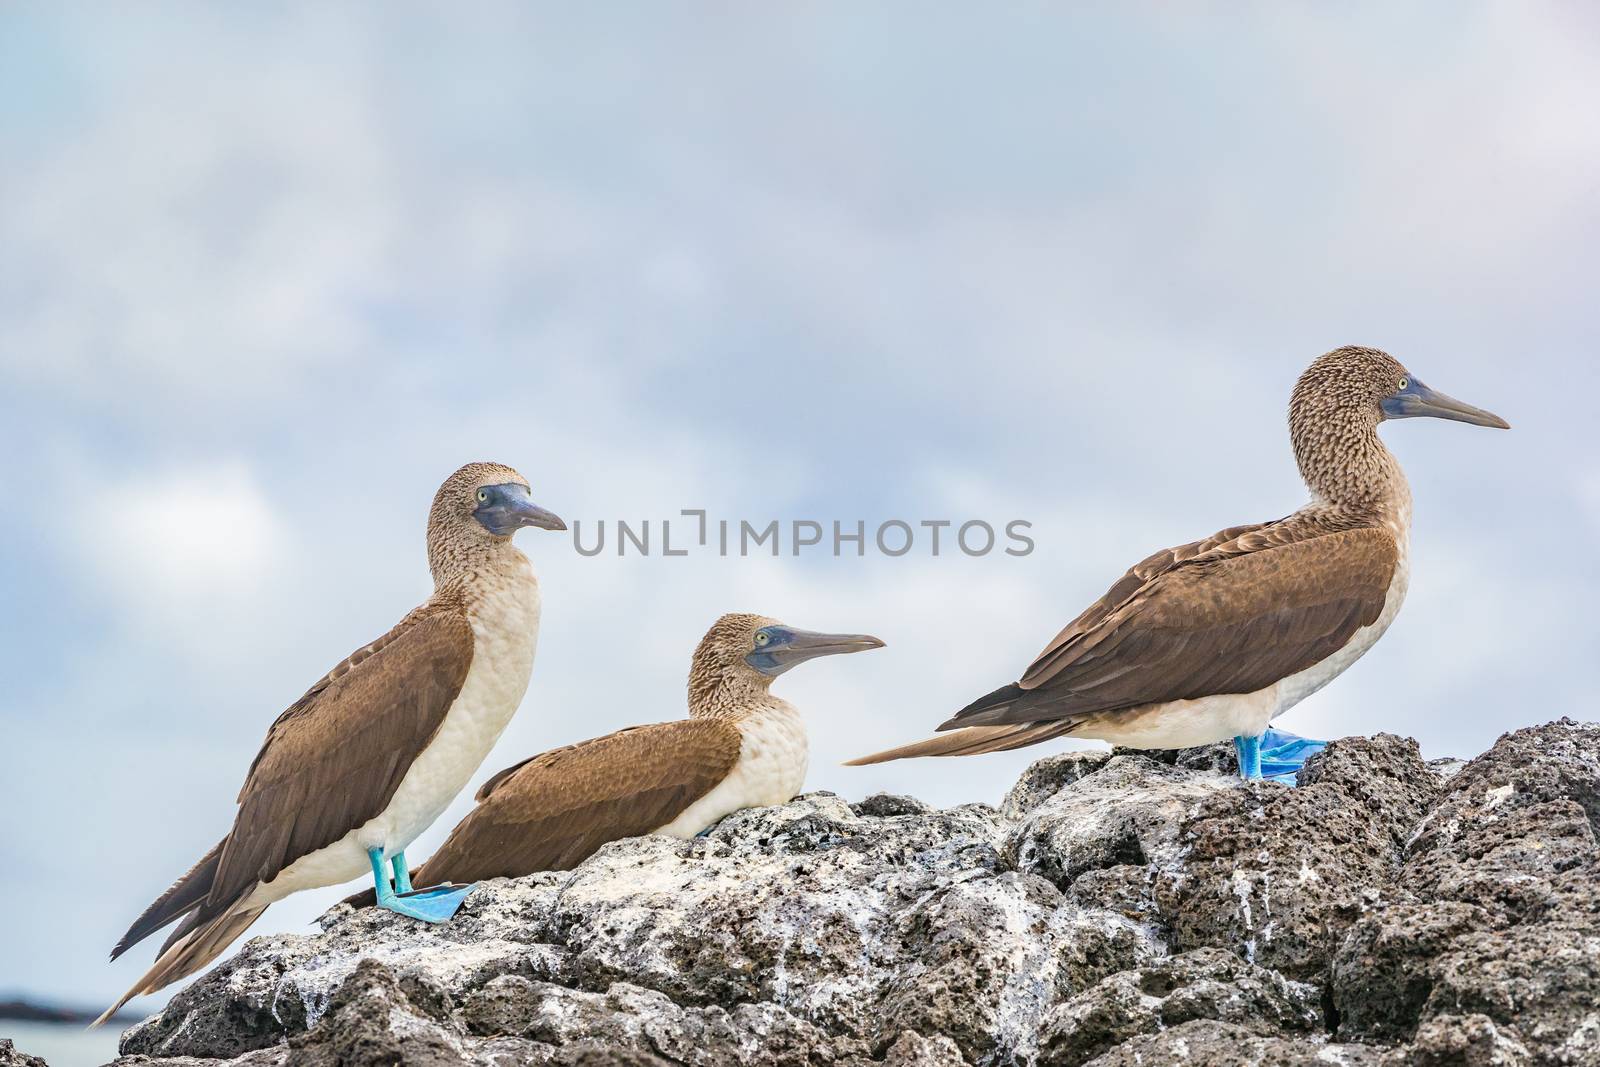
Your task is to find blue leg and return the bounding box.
[1258,727,1329,785]
[367,847,473,923]
[1233,733,1263,780]
[391,852,413,895]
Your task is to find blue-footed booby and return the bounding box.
[848,347,1508,780]
[344,613,881,899]
[97,462,565,1026]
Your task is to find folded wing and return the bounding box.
[941,518,1398,731]
[399,718,744,889]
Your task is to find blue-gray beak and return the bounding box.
[746,627,885,677]
[1381,378,1509,429]
[473,483,567,537]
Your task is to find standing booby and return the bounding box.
[97,462,565,1026]
[344,613,881,898]
[848,347,1508,780]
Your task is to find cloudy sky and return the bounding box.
[2,3,1596,1016]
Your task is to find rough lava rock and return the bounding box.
[107,719,1600,1066]
[0,1041,47,1067]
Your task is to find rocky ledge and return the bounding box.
[111,719,1600,1067]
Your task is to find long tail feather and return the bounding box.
[93,898,266,1028]
[844,721,1076,766]
[111,839,226,962]
[937,682,1025,731]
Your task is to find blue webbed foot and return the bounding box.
[1259,728,1328,785]
[1234,729,1328,784]
[367,847,473,923]
[386,883,474,923]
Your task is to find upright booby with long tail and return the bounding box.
[849,347,1507,779]
[345,613,881,898]
[98,462,565,1025]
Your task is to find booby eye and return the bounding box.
[1397,378,1408,391]
[754,631,771,647]
[476,489,489,503]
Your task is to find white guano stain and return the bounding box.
[1231,869,1257,964]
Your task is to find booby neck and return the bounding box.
[428,532,533,590]
[1289,391,1413,539]
[687,669,787,723]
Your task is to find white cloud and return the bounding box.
[96,465,285,595]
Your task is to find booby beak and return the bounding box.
[746,628,886,676]
[1382,378,1510,429]
[473,483,567,536]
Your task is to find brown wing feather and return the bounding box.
[405,718,742,888]
[206,603,475,909]
[1018,521,1275,684]
[109,839,223,961]
[943,517,1398,730]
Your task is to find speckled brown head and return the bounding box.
[427,462,565,583]
[1289,346,1508,508]
[687,612,884,718]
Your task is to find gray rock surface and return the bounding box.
[109,719,1600,1066]
[0,1040,47,1067]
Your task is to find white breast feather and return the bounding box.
[655,702,809,839]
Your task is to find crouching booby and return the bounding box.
[344,613,881,899]
[97,462,564,1026]
[849,346,1508,781]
